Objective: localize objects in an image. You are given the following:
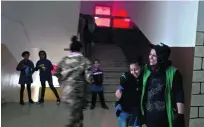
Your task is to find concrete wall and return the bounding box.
[1,10,35,102]
[189,2,204,124]
[197,1,204,32]
[1,44,22,102]
[1,1,81,102]
[189,31,204,127]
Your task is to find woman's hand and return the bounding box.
[115,89,122,99]
[22,64,27,68]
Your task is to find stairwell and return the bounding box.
[91,43,129,102]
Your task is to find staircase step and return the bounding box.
[100,61,128,64]
[104,76,120,80]
[101,65,128,68]
[101,64,129,70]
[104,79,120,84]
[90,43,128,102]
[103,84,120,92]
[102,67,128,71]
[104,70,127,73]
[104,76,121,81]
[103,80,119,85]
[104,72,123,77]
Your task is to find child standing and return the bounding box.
[90,59,108,110]
[115,58,143,127]
[16,51,35,105]
[35,50,60,104]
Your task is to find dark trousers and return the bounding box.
[20,84,32,101]
[40,78,59,100]
[146,118,169,127]
[91,91,106,106]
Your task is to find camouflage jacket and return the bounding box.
[53,52,92,103]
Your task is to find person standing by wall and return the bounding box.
[141,43,185,127]
[16,51,35,105]
[53,36,92,127]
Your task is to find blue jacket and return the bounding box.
[36,59,53,82]
[16,59,34,84]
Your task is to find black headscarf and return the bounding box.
[148,43,172,71]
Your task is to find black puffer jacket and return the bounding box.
[119,72,142,113]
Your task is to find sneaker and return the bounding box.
[101,104,109,109]
[56,98,61,105]
[29,99,35,104]
[90,105,95,110]
[20,101,25,105]
[37,98,44,104]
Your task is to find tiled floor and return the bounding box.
[1,102,118,127]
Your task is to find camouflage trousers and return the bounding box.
[65,97,87,127]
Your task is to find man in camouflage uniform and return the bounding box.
[53,36,92,127]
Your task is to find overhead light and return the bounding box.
[124,18,130,22]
